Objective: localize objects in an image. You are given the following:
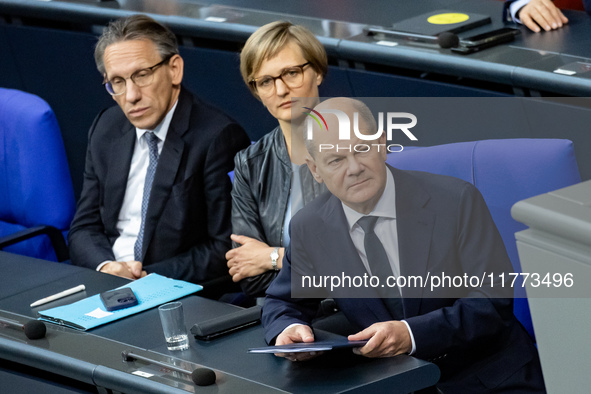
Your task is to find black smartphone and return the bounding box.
[451,28,520,54]
[100,287,138,311]
[461,27,520,47]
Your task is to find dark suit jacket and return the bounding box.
[68,87,251,283]
[263,166,545,392]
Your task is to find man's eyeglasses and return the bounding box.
[250,62,310,97]
[103,55,173,96]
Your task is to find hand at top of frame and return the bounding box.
[517,0,568,32]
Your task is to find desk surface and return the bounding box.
[0,251,440,393]
[2,0,591,96]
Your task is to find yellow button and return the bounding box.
[427,13,470,25]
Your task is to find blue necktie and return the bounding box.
[357,216,404,319]
[134,131,160,261]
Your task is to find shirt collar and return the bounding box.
[342,168,396,231]
[135,99,179,142]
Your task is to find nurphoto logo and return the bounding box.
[303,107,418,153]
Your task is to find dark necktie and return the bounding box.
[134,131,160,262]
[357,215,404,319]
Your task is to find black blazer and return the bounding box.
[263,166,545,392]
[68,87,251,283]
[231,126,327,297]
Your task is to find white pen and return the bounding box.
[30,285,86,308]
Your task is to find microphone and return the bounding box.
[122,351,216,386]
[365,27,460,49]
[0,317,47,340]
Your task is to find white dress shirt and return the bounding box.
[509,0,530,23]
[341,169,399,279]
[97,100,178,270]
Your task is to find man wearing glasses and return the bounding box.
[68,14,250,284]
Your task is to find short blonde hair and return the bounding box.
[240,21,328,100]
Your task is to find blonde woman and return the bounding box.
[226,21,328,298]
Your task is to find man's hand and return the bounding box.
[226,234,283,282]
[348,321,411,358]
[99,261,146,279]
[275,324,321,362]
[518,0,568,33]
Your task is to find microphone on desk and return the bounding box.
[0,317,47,340]
[365,27,460,49]
[122,350,216,386]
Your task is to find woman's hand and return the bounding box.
[226,234,283,281]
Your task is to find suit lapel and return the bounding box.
[316,194,393,323]
[139,89,190,261]
[103,123,135,231]
[339,298,392,328]
[317,196,368,279]
[391,166,435,318]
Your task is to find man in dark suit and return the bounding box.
[262,98,545,392]
[68,15,250,283]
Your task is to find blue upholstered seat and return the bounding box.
[386,139,581,340]
[0,88,75,261]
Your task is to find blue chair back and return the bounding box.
[386,139,581,340]
[0,88,76,261]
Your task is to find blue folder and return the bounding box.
[37,274,202,330]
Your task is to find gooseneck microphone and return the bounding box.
[0,317,47,339]
[365,27,460,49]
[122,351,216,386]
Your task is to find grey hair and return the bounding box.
[94,14,178,75]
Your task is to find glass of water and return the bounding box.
[158,301,189,351]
